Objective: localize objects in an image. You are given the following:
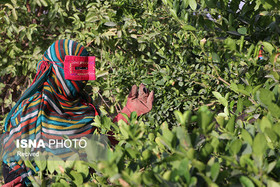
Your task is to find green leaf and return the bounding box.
[210,162,220,182]
[240,176,255,187]
[119,121,129,139]
[201,143,213,158]
[237,27,247,35]
[142,149,152,160]
[205,0,216,8]
[267,179,280,187]
[256,88,280,117]
[182,25,196,31]
[272,124,280,137]
[247,44,255,57]
[226,115,235,133]
[156,79,165,85]
[262,41,274,55]
[51,183,65,187]
[261,0,276,10]
[270,52,279,65]
[252,133,267,156]
[265,128,278,143]
[189,0,197,10]
[259,117,272,132]
[170,8,178,18]
[236,98,244,114]
[12,8,17,20]
[40,0,48,7]
[212,52,220,63]
[268,71,280,81]
[23,159,37,172]
[267,103,280,118]
[5,3,14,9]
[155,137,166,149]
[229,139,242,155]
[192,159,206,171]
[174,110,191,126]
[86,12,96,22]
[104,22,116,27]
[213,91,227,107]
[230,83,238,93]
[69,170,83,185]
[267,161,277,174]
[74,161,89,179]
[162,170,171,180]
[65,153,79,168]
[126,147,139,159]
[28,176,41,187]
[130,111,137,120]
[11,0,16,6]
[256,88,274,106]
[96,70,108,78]
[216,115,225,127]
[162,0,168,5]
[252,85,262,95]
[161,122,174,144]
[241,129,253,145]
[176,126,192,148]
[47,155,65,174]
[197,106,215,133]
[47,157,55,174]
[34,153,46,171]
[178,158,190,182]
[240,143,252,155]
[142,78,152,85]
[224,37,236,51]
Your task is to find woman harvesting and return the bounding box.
[2,39,154,186]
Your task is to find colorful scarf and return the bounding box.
[2,39,98,182]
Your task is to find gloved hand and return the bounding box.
[113,83,154,123]
[2,176,24,187]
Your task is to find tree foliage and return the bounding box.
[1,0,280,186]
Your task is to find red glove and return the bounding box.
[2,176,24,187]
[113,83,154,123]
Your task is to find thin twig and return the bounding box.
[110,90,121,113]
[97,91,110,109]
[86,40,94,47]
[194,101,216,111]
[26,0,31,13]
[191,81,210,88]
[194,72,257,106]
[272,53,280,72]
[1,105,4,118]
[117,45,127,53]
[217,76,230,86]
[194,71,230,86]
[248,98,258,105]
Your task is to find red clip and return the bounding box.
[64,55,96,81]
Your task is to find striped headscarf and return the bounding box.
[2,39,98,182]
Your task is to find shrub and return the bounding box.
[1,0,280,186]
